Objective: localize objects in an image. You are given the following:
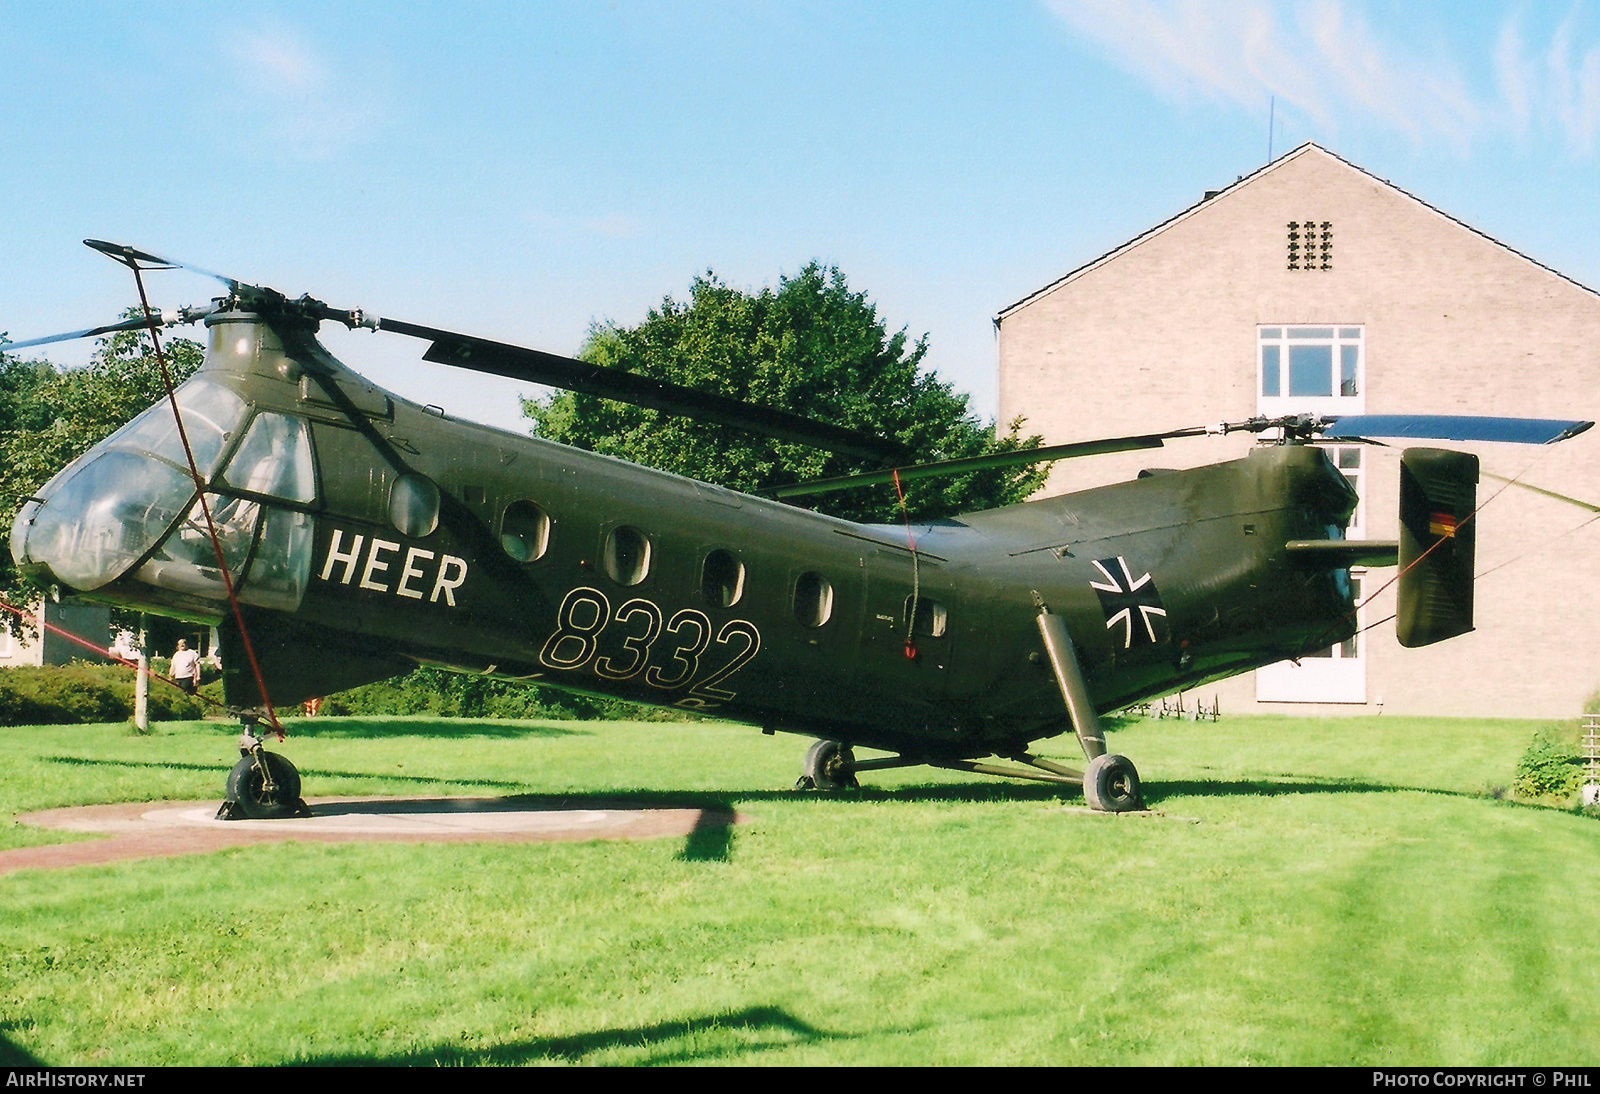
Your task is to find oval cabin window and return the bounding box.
[793,571,834,627]
[389,474,440,538]
[905,595,948,638]
[603,526,651,586]
[701,549,745,608]
[500,500,551,562]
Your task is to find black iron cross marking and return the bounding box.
[1089,556,1168,649]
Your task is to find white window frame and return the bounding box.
[1255,324,1368,704]
[1330,444,1364,538]
[1257,325,1365,417]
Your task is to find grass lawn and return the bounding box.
[1,710,1597,1066]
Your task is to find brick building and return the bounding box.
[0,598,113,668]
[997,143,1600,718]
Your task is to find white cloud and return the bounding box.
[1049,0,1600,155]
[220,26,386,161]
[1495,17,1533,135]
[1539,14,1600,153]
[236,32,325,95]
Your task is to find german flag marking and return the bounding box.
[1429,511,1458,537]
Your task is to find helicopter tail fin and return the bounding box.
[1396,448,1479,648]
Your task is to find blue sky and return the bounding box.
[5,1,1600,433]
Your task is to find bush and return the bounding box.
[0,662,208,726]
[321,667,695,722]
[1512,727,1585,803]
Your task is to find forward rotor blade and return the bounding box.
[83,239,239,288]
[376,318,912,464]
[766,428,1208,499]
[1321,414,1593,445]
[2,240,239,354]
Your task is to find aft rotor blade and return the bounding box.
[3,317,155,352]
[1321,414,1594,445]
[766,429,1207,499]
[376,318,913,464]
[3,303,219,353]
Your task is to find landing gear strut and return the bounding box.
[216,717,311,820]
[1037,603,1147,812]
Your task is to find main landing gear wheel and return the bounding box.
[799,739,859,791]
[222,751,308,820]
[1083,753,1144,813]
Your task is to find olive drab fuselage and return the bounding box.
[12,310,1359,759]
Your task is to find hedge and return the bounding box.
[0,662,208,726]
[0,663,692,726]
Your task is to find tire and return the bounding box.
[1083,753,1143,812]
[225,751,303,819]
[803,739,859,791]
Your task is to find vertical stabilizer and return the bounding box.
[1397,448,1478,647]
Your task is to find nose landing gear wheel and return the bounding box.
[799,739,859,791]
[1083,753,1143,812]
[222,751,310,819]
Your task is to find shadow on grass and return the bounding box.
[1147,775,1403,802]
[40,755,1540,819]
[41,755,530,791]
[1143,774,1515,807]
[0,1029,43,1066]
[677,805,737,862]
[43,755,1072,805]
[277,717,588,740]
[296,1005,840,1065]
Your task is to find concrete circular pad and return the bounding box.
[2,796,742,876]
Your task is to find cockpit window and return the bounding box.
[22,379,247,519]
[108,379,248,478]
[241,507,315,610]
[220,412,316,503]
[12,375,323,607]
[19,452,193,590]
[135,493,314,611]
[137,493,259,599]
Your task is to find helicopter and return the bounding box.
[6,241,1593,817]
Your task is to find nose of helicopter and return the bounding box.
[11,447,196,592]
[10,376,250,594]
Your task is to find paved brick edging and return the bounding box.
[2,796,742,876]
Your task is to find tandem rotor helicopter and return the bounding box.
[6,241,1593,817]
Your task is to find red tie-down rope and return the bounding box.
[892,468,920,660]
[0,595,225,708]
[126,265,284,739]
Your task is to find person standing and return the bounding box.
[170,639,201,695]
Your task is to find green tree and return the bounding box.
[523,263,1046,523]
[0,313,205,613]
